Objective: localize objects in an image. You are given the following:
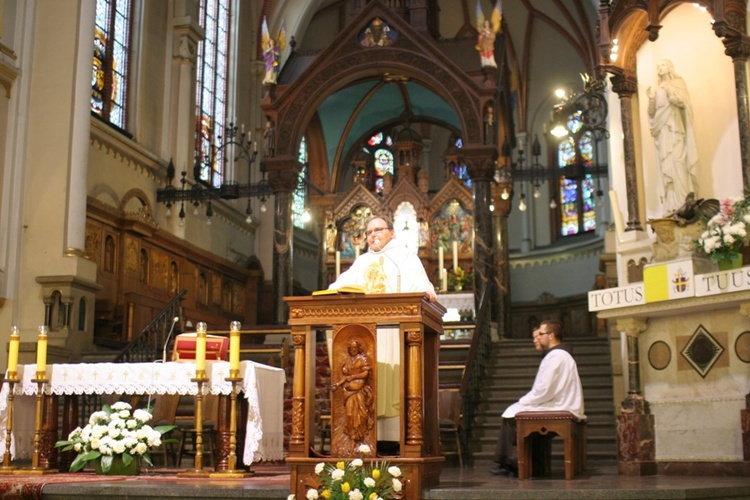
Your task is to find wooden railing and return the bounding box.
[459,285,493,458]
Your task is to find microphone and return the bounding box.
[161,316,180,363]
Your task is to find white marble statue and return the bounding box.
[647,59,699,216]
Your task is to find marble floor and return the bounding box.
[37,460,750,500]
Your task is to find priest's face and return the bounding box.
[366,218,394,252]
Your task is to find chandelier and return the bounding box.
[494,74,609,211]
[156,123,272,225]
[494,135,549,211]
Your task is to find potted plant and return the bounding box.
[55,401,176,475]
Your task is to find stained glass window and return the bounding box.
[92,0,131,129]
[293,137,308,228]
[373,147,393,194]
[195,0,231,187]
[450,137,471,187]
[557,111,597,236]
[368,133,383,146]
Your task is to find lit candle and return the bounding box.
[335,251,341,278]
[229,321,241,374]
[7,326,20,376]
[438,246,444,274]
[452,240,459,270]
[195,322,207,374]
[36,325,48,377]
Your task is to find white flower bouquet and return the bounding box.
[290,444,403,500]
[696,197,750,263]
[55,401,177,473]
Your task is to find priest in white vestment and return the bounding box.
[328,215,437,448]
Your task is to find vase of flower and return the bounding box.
[449,266,472,292]
[94,454,141,476]
[696,196,750,268]
[715,252,743,271]
[55,401,176,474]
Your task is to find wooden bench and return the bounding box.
[515,411,587,480]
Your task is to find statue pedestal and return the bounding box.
[616,412,656,476]
[648,218,705,263]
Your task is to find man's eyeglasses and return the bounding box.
[365,227,391,237]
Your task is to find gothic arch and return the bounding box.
[264,4,491,178]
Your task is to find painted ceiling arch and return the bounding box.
[263,2,493,192]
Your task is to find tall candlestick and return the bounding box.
[35,326,48,378]
[438,246,444,274]
[452,240,459,270]
[7,326,19,376]
[195,322,207,374]
[609,189,625,240]
[229,321,241,374]
[335,251,341,278]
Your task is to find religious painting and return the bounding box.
[358,17,397,47]
[430,199,473,256]
[337,205,372,259]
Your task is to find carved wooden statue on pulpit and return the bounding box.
[331,333,377,456]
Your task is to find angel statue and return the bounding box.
[262,17,286,85]
[475,0,502,68]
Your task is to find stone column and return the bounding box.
[264,155,302,324]
[491,180,512,338]
[610,71,643,232]
[463,146,498,314]
[712,22,750,186]
[168,11,202,175]
[20,2,98,347]
[615,317,655,476]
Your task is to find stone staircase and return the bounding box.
[468,337,617,466]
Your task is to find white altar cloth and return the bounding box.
[0,360,286,465]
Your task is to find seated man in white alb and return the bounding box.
[490,319,585,476]
[329,215,437,453]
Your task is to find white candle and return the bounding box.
[229,321,241,375]
[8,326,20,375]
[452,240,459,270]
[438,246,444,273]
[195,322,207,374]
[354,245,360,259]
[441,268,448,292]
[609,189,625,240]
[335,251,341,278]
[36,325,48,377]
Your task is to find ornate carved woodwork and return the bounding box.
[285,293,446,500]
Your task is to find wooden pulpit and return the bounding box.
[285,293,446,500]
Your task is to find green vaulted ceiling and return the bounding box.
[316,79,461,175]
